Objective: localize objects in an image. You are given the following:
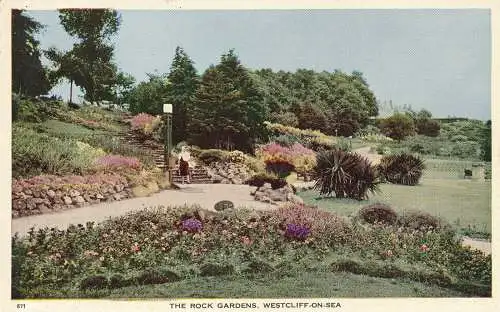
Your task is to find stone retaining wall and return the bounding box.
[12,176,133,218]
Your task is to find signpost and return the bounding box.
[163,104,173,183]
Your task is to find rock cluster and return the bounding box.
[206,162,255,185]
[12,183,132,218]
[251,183,304,205]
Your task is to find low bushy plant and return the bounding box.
[313,149,381,200]
[198,149,229,164]
[378,153,425,186]
[399,211,446,231]
[359,203,398,225]
[246,172,287,189]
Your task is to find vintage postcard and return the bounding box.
[1,0,498,311]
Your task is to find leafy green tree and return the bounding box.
[54,9,121,102]
[12,10,51,96]
[379,113,416,141]
[128,73,168,114]
[111,71,136,106]
[188,50,267,152]
[166,47,199,144]
[412,109,440,137]
[297,102,326,130]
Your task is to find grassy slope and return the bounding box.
[299,162,491,233]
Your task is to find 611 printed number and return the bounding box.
[17,304,26,309]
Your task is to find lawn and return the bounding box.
[299,162,491,234]
[34,270,467,298]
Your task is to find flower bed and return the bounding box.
[257,142,316,178]
[11,173,132,218]
[11,204,491,298]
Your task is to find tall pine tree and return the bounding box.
[188,50,267,152]
[166,47,199,144]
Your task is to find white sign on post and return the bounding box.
[163,104,173,114]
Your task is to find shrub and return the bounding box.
[399,211,445,231]
[130,113,155,130]
[246,172,287,189]
[79,275,108,290]
[379,153,425,186]
[271,203,352,246]
[12,126,100,178]
[265,160,295,178]
[313,149,381,200]
[379,113,416,141]
[272,134,301,147]
[198,149,229,164]
[199,263,235,276]
[359,203,398,225]
[227,150,247,163]
[136,268,177,285]
[95,155,142,171]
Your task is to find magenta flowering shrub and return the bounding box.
[181,218,203,233]
[271,203,352,246]
[95,155,141,170]
[130,113,155,131]
[285,224,311,241]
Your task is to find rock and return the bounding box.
[287,193,304,205]
[262,183,272,190]
[89,199,101,205]
[268,191,287,202]
[24,189,33,195]
[114,184,124,192]
[96,193,104,199]
[83,194,92,202]
[73,196,85,204]
[33,198,44,204]
[63,196,73,205]
[113,193,122,201]
[230,177,243,185]
[54,196,64,204]
[32,190,41,197]
[69,190,80,197]
[26,200,37,210]
[38,204,51,213]
[12,200,27,212]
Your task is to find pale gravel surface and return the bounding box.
[11,184,272,236]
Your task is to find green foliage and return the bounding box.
[378,154,425,186]
[246,172,288,189]
[265,160,295,178]
[12,125,102,178]
[272,134,301,147]
[313,149,380,200]
[296,102,326,131]
[53,9,121,102]
[379,113,416,141]
[269,111,299,128]
[399,211,446,232]
[166,47,199,144]
[359,203,398,225]
[127,74,168,114]
[13,97,65,122]
[188,50,267,152]
[12,10,52,96]
[197,149,229,164]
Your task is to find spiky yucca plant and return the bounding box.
[378,153,425,186]
[312,149,381,200]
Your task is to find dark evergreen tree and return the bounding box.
[12,10,51,96]
[166,47,199,144]
[188,50,267,152]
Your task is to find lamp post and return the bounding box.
[163,104,173,183]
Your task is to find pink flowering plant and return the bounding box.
[95,155,142,171]
[257,142,316,177]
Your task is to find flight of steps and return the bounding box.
[122,131,214,184]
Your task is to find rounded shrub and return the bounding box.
[378,153,425,186]
[399,211,444,231]
[214,200,235,211]
[312,149,381,200]
[359,203,398,225]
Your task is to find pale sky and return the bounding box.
[28,9,491,120]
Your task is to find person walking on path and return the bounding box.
[178,146,191,184]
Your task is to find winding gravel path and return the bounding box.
[11,184,272,237]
